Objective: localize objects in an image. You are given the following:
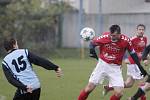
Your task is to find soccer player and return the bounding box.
[78,25,147,100]
[103,24,148,100]
[2,37,62,100]
[128,44,150,100]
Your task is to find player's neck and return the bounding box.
[7,48,17,53]
[136,35,143,38]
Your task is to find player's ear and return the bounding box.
[13,42,18,49]
[13,44,16,48]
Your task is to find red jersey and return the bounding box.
[102,32,110,35]
[128,36,147,64]
[92,32,134,65]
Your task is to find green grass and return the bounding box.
[0,58,150,100]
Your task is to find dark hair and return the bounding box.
[3,37,17,52]
[137,24,146,30]
[109,24,121,34]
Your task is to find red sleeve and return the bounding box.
[121,35,134,52]
[126,38,134,52]
[92,36,101,46]
[92,34,109,46]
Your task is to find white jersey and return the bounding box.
[2,49,40,90]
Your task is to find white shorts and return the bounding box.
[127,64,143,80]
[89,59,124,87]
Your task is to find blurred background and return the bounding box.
[0,0,150,58]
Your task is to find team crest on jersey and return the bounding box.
[103,53,116,60]
[104,44,120,53]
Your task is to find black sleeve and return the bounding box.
[2,64,27,90]
[89,42,98,60]
[129,52,147,76]
[129,52,141,67]
[28,51,59,71]
[142,44,150,60]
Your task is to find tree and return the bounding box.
[0,0,11,6]
[0,0,73,56]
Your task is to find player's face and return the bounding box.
[110,32,121,42]
[137,26,145,37]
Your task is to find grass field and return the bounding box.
[0,58,150,100]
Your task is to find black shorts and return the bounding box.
[13,88,41,100]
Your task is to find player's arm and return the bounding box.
[129,50,147,77]
[142,44,150,60]
[2,64,27,90]
[89,42,98,60]
[127,37,147,76]
[89,35,107,60]
[142,44,150,66]
[28,51,59,71]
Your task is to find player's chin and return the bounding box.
[137,33,143,37]
[111,39,119,42]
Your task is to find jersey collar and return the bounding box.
[8,49,17,54]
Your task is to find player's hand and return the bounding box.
[55,67,63,77]
[26,85,32,93]
[140,68,147,77]
[89,53,98,59]
[143,60,149,66]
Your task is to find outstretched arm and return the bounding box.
[129,50,147,77]
[142,44,150,60]
[28,51,59,70]
[28,51,62,77]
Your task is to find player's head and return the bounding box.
[136,24,145,37]
[109,24,121,42]
[3,37,18,52]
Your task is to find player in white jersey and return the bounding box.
[2,37,62,100]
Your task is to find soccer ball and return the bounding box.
[80,27,95,41]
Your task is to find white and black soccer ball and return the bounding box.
[80,27,95,41]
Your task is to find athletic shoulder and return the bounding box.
[17,49,29,55]
[143,35,147,40]
[102,32,110,35]
[97,32,110,40]
[130,36,137,40]
[95,34,110,43]
[120,34,130,41]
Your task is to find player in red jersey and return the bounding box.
[125,24,147,100]
[78,25,147,100]
[128,44,150,100]
[103,24,148,100]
